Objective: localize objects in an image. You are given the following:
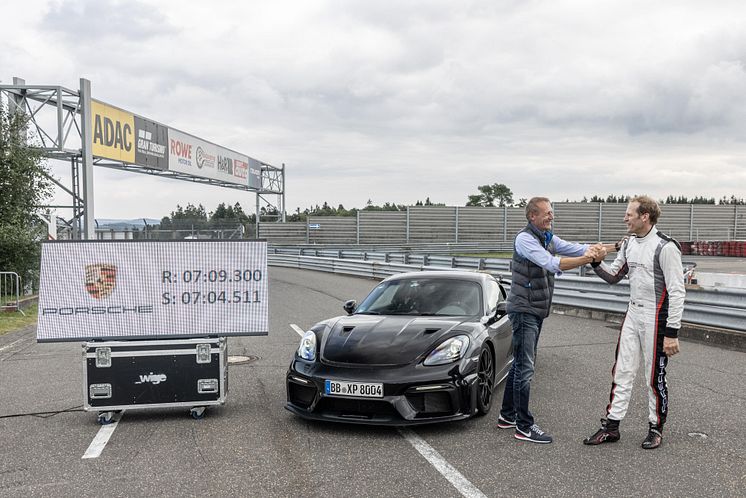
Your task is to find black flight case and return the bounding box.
[83,337,228,423]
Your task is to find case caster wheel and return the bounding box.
[190,406,207,419]
[97,411,115,425]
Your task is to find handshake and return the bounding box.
[585,243,608,263]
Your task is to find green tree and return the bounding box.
[466,183,514,207]
[159,203,209,230]
[0,104,53,291]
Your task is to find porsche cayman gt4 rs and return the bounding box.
[286,271,513,425]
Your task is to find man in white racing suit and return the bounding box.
[583,195,685,449]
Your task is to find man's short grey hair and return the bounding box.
[525,197,551,221]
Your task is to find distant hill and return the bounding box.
[96,218,161,229]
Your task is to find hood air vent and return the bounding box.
[423,328,441,334]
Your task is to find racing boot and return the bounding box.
[583,418,620,445]
[641,424,663,449]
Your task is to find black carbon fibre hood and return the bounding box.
[320,315,470,365]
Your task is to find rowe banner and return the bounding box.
[37,240,269,342]
[168,129,262,188]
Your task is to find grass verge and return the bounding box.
[0,304,38,335]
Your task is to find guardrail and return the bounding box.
[0,271,25,316]
[267,254,746,333]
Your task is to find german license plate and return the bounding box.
[325,380,383,398]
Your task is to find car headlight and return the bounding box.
[297,331,317,361]
[423,335,470,366]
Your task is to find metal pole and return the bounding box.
[255,193,260,238]
[406,206,410,243]
[9,77,24,117]
[79,78,95,239]
[734,204,738,241]
[455,206,459,243]
[356,210,360,245]
[503,205,508,242]
[281,163,286,222]
[689,204,694,241]
[598,203,603,242]
[71,157,80,239]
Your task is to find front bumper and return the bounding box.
[285,356,480,426]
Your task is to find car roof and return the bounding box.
[381,270,494,284]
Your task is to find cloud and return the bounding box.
[5,0,746,219]
[42,0,178,40]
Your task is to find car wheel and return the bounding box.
[476,346,495,416]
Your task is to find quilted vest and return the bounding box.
[506,223,557,318]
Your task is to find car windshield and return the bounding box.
[355,278,483,316]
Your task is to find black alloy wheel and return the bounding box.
[476,347,495,415]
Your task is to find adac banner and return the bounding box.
[91,100,168,170]
[168,128,259,187]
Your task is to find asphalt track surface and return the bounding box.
[0,267,744,497]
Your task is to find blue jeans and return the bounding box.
[500,312,544,432]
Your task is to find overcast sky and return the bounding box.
[4,0,746,219]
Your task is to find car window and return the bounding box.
[484,278,501,313]
[356,278,483,316]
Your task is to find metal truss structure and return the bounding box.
[0,77,286,239]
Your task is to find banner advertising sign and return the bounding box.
[91,100,168,170]
[134,116,168,170]
[92,100,135,163]
[91,99,265,187]
[37,240,268,342]
[168,129,253,187]
[248,158,262,189]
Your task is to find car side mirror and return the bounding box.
[343,300,357,315]
[496,301,507,316]
[481,302,508,326]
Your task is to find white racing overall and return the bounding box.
[593,226,685,427]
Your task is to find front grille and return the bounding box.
[406,392,454,417]
[288,382,317,408]
[316,397,399,419]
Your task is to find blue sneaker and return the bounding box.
[515,424,553,444]
[497,415,516,429]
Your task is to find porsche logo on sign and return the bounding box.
[85,264,117,299]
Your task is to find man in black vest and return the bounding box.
[497,197,608,444]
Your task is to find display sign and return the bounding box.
[168,129,254,187]
[37,240,268,342]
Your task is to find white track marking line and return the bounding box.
[291,319,483,496]
[0,338,25,352]
[82,412,123,459]
[398,428,487,498]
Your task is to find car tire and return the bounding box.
[476,346,496,416]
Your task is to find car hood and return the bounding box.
[320,315,472,366]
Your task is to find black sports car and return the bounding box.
[286,271,513,425]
